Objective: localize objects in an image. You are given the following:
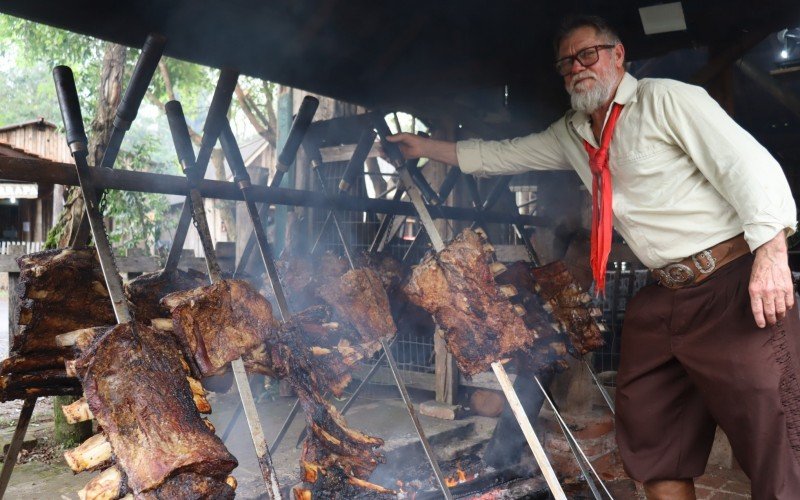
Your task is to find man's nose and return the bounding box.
[568,57,587,75]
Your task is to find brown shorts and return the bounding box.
[616,254,800,498]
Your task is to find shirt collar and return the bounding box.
[569,72,638,146]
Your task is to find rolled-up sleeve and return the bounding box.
[658,82,797,251]
[456,121,570,177]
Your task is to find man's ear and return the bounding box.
[614,44,626,68]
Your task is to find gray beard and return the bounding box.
[568,67,617,114]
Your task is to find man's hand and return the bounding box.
[386,133,459,166]
[750,231,795,328]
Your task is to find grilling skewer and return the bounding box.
[161,69,239,275]
[70,33,167,247]
[303,145,454,500]
[0,37,166,496]
[372,114,567,499]
[234,95,319,279]
[165,101,283,500]
[461,177,610,499]
[223,97,319,454]
[219,121,298,454]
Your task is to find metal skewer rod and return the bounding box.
[235,96,319,278]
[373,114,566,499]
[306,145,453,499]
[162,69,239,274]
[0,397,36,499]
[166,102,282,500]
[53,66,132,324]
[401,166,462,262]
[492,364,566,499]
[469,177,616,415]
[534,376,613,499]
[71,33,167,248]
[462,174,612,492]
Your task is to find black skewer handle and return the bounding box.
[339,128,377,193]
[438,166,462,200]
[200,69,239,151]
[115,33,167,129]
[277,95,319,170]
[370,113,404,166]
[52,66,87,151]
[164,101,196,171]
[220,121,249,182]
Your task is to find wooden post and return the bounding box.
[273,86,293,256]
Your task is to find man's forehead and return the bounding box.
[558,26,602,54]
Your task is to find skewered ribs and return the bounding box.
[124,268,208,323]
[404,229,604,376]
[404,229,551,376]
[161,267,397,498]
[162,279,280,378]
[2,248,115,401]
[70,321,237,498]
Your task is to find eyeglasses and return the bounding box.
[555,44,616,76]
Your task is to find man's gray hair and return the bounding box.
[553,15,622,56]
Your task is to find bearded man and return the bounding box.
[388,15,800,500]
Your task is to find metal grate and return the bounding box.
[591,263,653,375]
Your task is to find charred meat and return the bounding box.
[403,229,547,376]
[2,248,115,401]
[124,268,208,323]
[74,322,237,495]
[530,261,605,355]
[162,279,280,377]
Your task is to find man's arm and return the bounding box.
[387,122,570,176]
[751,231,795,328]
[386,133,458,165]
[658,81,797,328]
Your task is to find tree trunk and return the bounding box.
[47,42,127,248]
[54,395,93,447]
[50,42,127,445]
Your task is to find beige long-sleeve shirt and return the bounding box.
[456,73,797,269]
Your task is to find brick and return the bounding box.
[419,400,460,420]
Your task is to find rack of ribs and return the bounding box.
[124,268,208,323]
[2,248,115,401]
[162,270,397,498]
[529,261,605,355]
[403,228,556,376]
[65,321,237,499]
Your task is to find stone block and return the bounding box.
[419,400,461,420]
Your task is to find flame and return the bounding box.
[445,467,471,487]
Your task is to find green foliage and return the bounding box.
[0,14,105,121]
[102,138,170,253]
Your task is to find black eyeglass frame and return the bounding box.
[555,44,616,76]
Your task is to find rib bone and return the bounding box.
[78,465,121,500]
[64,433,112,472]
[63,397,94,424]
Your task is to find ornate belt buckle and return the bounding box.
[657,263,695,288]
[692,250,716,274]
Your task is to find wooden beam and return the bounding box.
[738,59,800,120]
[691,28,771,86]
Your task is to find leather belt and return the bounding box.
[652,234,750,289]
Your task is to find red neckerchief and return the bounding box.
[582,103,624,296]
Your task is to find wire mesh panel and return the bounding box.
[591,263,653,376]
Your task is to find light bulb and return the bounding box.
[781,49,789,59]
